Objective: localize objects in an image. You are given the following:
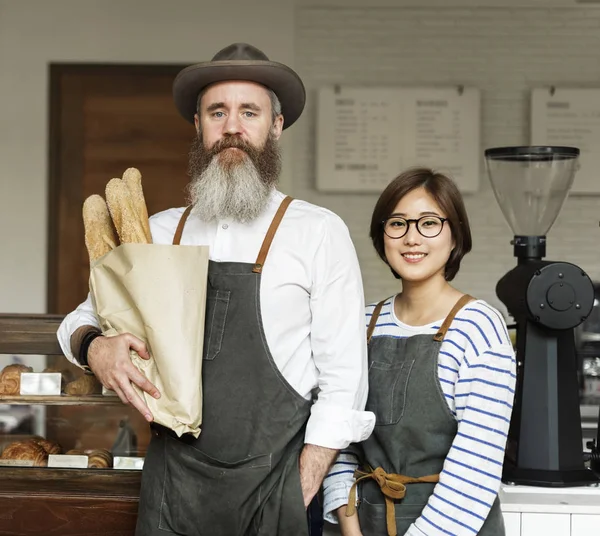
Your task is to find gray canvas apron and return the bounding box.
[351,295,504,536]
[135,196,311,536]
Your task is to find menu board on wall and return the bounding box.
[315,86,481,193]
[531,88,600,194]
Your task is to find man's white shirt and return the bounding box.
[57,189,375,449]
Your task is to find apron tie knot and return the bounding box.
[345,466,440,536]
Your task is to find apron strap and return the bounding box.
[252,196,294,274]
[172,206,193,245]
[367,300,386,344]
[345,466,439,536]
[433,294,475,342]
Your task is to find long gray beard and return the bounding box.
[188,155,272,223]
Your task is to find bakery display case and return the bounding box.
[0,313,148,536]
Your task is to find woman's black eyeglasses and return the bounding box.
[382,216,448,239]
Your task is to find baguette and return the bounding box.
[104,178,125,240]
[82,195,118,262]
[105,178,149,244]
[122,168,152,243]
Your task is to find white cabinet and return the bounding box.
[521,513,570,536]
[571,514,600,536]
[323,486,600,536]
[500,485,600,536]
[502,512,521,536]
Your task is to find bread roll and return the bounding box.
[0,364,34,395]
[1,440,48,466]
[65,449,85,456]
[122,167,152,243]
[64,374,102,396]
[106,178,149,244]
[82,194,118,262]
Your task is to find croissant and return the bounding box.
[0,364,34,395]
[86,448,113,468]
[30,437,62,455]
[1,441,48,466]
[64,374,102,396]
[65,449,86,456]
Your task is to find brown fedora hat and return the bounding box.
[173,43,305,130]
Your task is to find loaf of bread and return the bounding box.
[0,364,34,395]
[105,178,149,245]
[64,374,102,396]
[82,194,119,262]
[122,167,152,243]
[1,440,48,466]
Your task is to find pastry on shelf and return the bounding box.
[64,373,102,395]
[64,447,113,468]
[0,364,34,395]
[30,436,62,455]
[0,440,48,466]
[86,448,113,468]
[65,449,86,456]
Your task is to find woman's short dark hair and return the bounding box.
[369,167,472,282]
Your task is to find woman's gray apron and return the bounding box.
[352,295,504,536]
[135,196,311,536]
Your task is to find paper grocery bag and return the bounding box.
[89,243,209,438]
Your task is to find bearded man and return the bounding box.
[57,43,374,536]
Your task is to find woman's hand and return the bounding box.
[336,504,363,536]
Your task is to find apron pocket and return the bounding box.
[358,498,425,536]
[367,359,415,425]
[252,453,308,536]
[203,289,230,361]
[159,435,271,535]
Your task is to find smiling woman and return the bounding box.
[323,168,517,536]
[370,167,472,284]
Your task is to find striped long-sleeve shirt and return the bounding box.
[323,295,516,536]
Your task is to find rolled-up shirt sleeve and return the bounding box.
[304,213,375,449]
[56,292,100,365]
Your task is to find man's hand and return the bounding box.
[298,444,338,508]
[87,334,160,421]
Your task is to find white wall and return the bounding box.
[2,0,600,319]
[0,0,295,312]
[293,1,600,315]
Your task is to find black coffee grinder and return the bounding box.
[484,146,599,486]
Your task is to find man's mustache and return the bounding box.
[207,136,258,159]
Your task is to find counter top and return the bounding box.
[499,483,600,514]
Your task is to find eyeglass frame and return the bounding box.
[381,215,449,239]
